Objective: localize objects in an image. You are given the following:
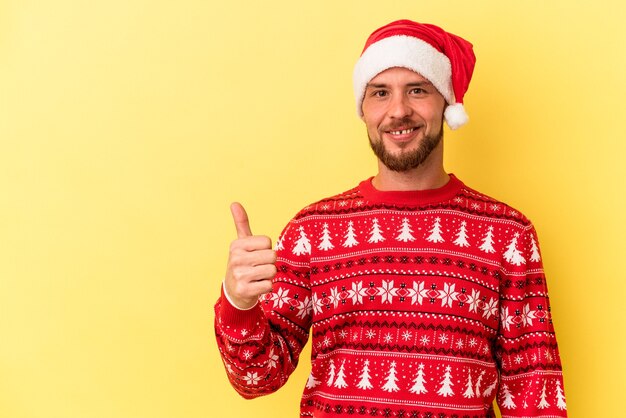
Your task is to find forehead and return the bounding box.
[368,67,430,85]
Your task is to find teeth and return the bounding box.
[390,128,414,135]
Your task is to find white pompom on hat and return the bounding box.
[353,20,476,130]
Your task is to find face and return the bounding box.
[361,67,446,172]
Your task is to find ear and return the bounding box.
[358,103,366,121]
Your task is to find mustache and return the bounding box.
[380,117,418,131]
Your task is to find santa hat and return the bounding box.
[353,20,476,130]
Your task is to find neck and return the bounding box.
[372,141,449,191]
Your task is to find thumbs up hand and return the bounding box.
[224,202,277,309]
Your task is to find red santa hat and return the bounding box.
[353,20,476,130]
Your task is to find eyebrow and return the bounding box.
[365,81,434,89]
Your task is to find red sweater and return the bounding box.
[215,175,567,417]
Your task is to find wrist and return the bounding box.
[222,281,259,310]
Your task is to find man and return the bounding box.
[215,20,567,417]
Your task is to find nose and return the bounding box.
[388,94,413,119]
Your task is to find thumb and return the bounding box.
[230,202,253,238]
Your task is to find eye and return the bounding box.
[410,87,427,95]
[372,90,388,98]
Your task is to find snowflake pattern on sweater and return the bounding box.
[215,175,567,417]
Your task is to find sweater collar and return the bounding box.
[358,174,464,206]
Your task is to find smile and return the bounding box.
[388,128,416,135]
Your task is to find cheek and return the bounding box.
[429,110,445,124]
[361,101,385,121]
[362,109,385,129]
[361,113,378,131]
[431,100,447,121]
[419,105,445,125]
[364,119,383,137]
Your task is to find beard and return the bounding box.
[368,120,444,172]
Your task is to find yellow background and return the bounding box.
[1,1,624,417]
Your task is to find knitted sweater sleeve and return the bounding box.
[214,219,312,398]
[495,223,567,416]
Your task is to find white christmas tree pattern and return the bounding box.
[426,217,445,243]
[555,379,567,410]
[474,371,485,397]
[408,363,428,394]
[326,359,336,386]
[342,221,359,248]
[482,377,497,397]
[478,225,496,253]
[356,359,373,390]
[530,234,541,262]
[537,379,550,409]
[500,383,516,409]
[463,369,474,398]
[368,218,385,243]
[306,371,321,389]
[292,226,311,256]
[275,233,285,251]
[453,221,470,247]
[437,366,455,397]
[333,360,348,389]
[317,223,334,251]
[503,233,526,266]
[381,361,400,392]
[396,217,416,242]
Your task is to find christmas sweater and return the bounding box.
[214,175,567,417]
